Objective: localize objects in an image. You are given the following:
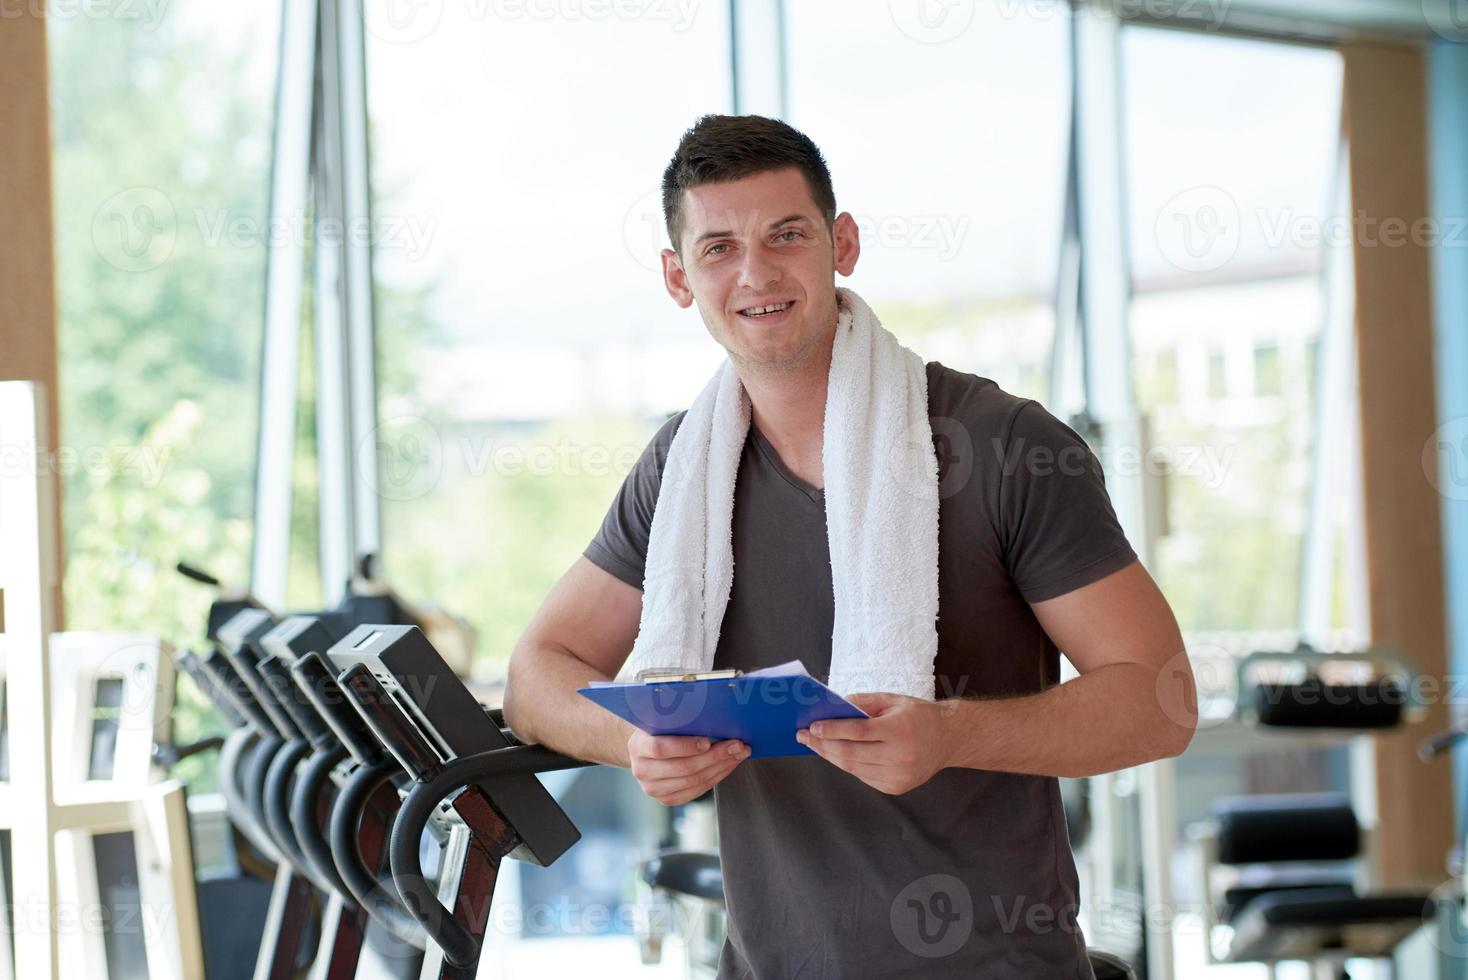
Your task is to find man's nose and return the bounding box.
[738,242,782,291]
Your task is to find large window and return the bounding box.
[361,9,736,961]
[1121,28,1344,637]
[50,1,282,785]
[1116,28,1352,978]
[784,1,1070,400]
[366,4,733,672]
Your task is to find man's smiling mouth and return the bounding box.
[737,300,795,319]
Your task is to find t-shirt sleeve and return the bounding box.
[997,400,1138,603]
[582,412,684,590]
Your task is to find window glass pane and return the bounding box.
[92,831,148,980]
[288,283,324,612]
[50,2,281,788]
[1253,343,1282,398]
[784,2,1070,401]
[1123,29,1343,287]
[1122,30,1343,636]
[52,2,278,630]
[87,677,126,781]
[367,7,732,671]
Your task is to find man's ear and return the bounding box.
[832,212,861,278]
[661,248,694,308]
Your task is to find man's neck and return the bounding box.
[738,340,834,488]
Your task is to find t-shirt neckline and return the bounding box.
[748,421,825,502]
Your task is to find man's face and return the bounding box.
[660,166,859,376]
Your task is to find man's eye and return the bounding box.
[706,243,729,255]
[777,229,801,241]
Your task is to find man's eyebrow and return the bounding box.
[693,214,813,246]
[765,214,812,231]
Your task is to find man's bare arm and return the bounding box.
[941,560,1197,778]
[501,556,643,768]
[503,556,753,799]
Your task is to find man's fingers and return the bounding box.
[639,749,746,803]
[803,733,901,767]
[805,718,881,741]
[633,739,748,781]
[671,743,748,783]
[637,734,712,759]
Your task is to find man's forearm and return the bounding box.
[502,643,636,769]
[941,662,1195,778]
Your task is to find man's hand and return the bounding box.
[628,731,751,806]
[795,692,957,795]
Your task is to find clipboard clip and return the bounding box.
[634,667,743,684]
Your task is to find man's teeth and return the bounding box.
[742,303,792,316]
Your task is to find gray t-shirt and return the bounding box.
[585,361,1136,979]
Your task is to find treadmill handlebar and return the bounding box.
[288,743,355,902]
[328,758,430,950]
[388,744,593,968]
[338,664,445,782]
[1420,725,1468,762]
[220,645,303,741]
[291,652,384,765]
[256,653,336,749]
[174,650,247,729]
[197,650,279,735]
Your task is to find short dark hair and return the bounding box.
[661,113,837,258]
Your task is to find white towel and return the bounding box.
[619,287,941,700]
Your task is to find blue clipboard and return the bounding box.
[577,660,868,758]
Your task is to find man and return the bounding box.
[503,114,1196,979]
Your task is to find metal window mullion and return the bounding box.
[1299,138,1355,646]
[0,382,61,979]
[1075,7,1137,464]
[252,0,320,611]
[774,0,788,120]
[1050,51,1086,421]
[1074,10,1176,980]
[731,0,784,118]
[313,0,355,606]
[728,0,739,113]
[331,0,382,564]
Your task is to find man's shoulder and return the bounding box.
[647,409,689,452]
[924,359,1034,440]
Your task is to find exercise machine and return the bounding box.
[266,613,427,978]
[0,632,207,980]
[324,623,592,977]
[1192,646,1436,978]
